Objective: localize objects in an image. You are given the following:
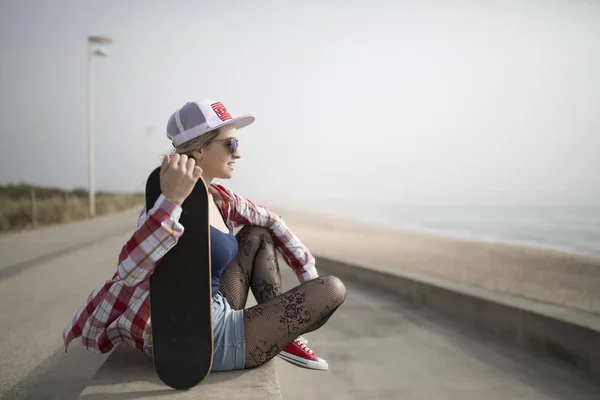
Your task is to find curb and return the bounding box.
[315,254,600,379]
[77,344,282,399]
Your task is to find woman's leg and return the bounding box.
[218,225,347,369]
[219,226,283,310]
[243,275,346,368]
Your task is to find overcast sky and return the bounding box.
[1,0,598,208]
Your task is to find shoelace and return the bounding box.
[295,338,314,355]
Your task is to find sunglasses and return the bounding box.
[213,138,239,154]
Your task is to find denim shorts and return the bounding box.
[145,292,246,371]
[211,291,246,371]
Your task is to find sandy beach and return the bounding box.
[270,205,600,315]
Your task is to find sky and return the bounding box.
[0,0,599,209]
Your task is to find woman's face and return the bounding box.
[194,124,240,180]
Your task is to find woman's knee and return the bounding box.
[318,275,347,306]
[237,226,274,247]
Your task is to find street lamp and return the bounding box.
[87,35,113,216]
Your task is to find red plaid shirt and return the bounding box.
[62,183,318,356]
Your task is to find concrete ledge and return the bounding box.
[316,254,600,379]
[78,344,282,399]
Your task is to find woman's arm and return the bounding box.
[212,184,319,283]
[116,193,185,286]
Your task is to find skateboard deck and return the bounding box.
[145,166,213,390]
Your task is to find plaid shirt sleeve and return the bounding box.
[212,184,319,283]
[62,193,184,354]
[116,193,184,287]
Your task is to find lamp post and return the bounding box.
[87,35,113,216]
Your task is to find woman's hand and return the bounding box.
[159,154,203,206]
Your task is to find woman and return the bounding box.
[63,98,347,372]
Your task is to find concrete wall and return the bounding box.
[315,255,600,379]
[78,344,282,399]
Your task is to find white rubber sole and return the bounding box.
[277,352,329,371]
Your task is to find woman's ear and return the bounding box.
[190,148,202,159]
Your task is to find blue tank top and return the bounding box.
[210,215,238,295]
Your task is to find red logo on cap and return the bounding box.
[211,102,232,122]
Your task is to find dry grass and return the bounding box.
[0,184,144,233]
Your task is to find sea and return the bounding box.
[319,204,600,258]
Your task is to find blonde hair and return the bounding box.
[171,128,221,157]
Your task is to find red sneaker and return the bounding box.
[277,337,329,370]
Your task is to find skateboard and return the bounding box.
[145,166,213,390]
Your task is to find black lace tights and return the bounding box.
[218,226,347,369]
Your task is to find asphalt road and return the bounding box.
[1,209,599,399]
[0,209,140,400]
[275,265,600,399]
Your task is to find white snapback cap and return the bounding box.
[166,98,255,147]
